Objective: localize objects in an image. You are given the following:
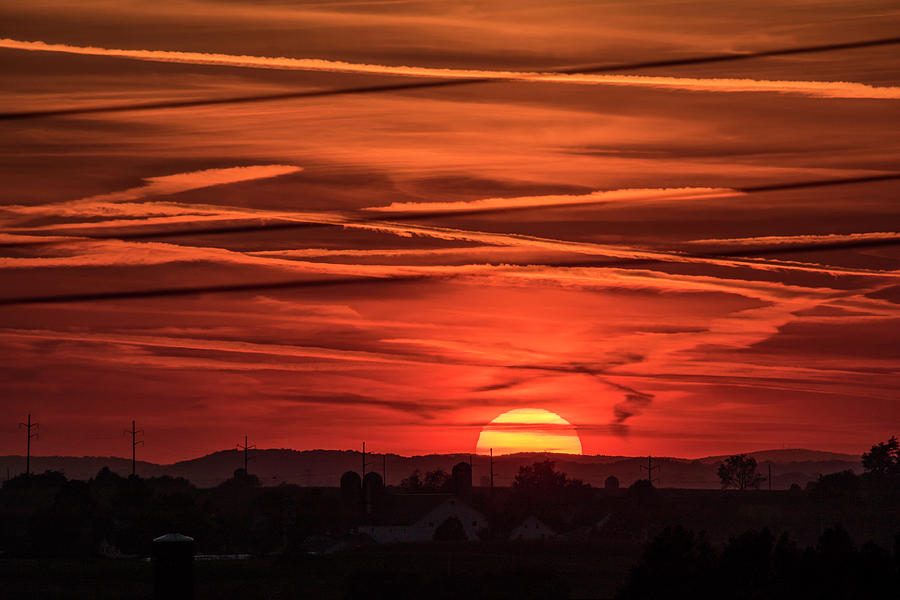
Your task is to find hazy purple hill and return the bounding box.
[1,448,862,489]
[696,449,859,464]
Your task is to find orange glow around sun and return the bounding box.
[475,408,583,455]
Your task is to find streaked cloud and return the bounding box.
[2,165,302,222]
[1,1,898,461]
[686,231,900,246]
[3,38,899,99]
[365,186,738,213]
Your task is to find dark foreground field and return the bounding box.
[0,540,644,600]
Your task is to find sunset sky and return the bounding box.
[1,0,898,463]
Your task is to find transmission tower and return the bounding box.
[640,454,660,486]
[18,414,39,476]
[124,420,144,476]
[236,435,256,473]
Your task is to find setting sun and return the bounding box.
[475,408,583,455]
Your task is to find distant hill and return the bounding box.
[0,455,162,482]
[0,448,862,490]
[697,449,859,464]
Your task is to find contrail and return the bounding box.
[0,275,431,306]
[0,239,894,306]
[1,171,898,305]
[1,38,898,100]
[1,35,898,120]
[3,173,897,247]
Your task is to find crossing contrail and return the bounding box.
[1,35,898,121]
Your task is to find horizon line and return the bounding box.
[0,446,864,466]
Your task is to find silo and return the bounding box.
[340,471,362,504]
[362,471,384,515]
[452,461,472,496]
[152,533,194,600]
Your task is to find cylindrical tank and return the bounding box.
[340,471,362,503]
[362,471,384,515]
[451,462,472,495]
[152,533,194,600]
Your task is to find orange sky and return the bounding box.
[0,0,898,463]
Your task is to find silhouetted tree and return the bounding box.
[424,469,450,491]
[812,469,860,498]
[217,468,261,492]
[513,460,586,492]
[514,460,564,490]
[505,461,593,531]
[617,526,715,599]
[618,524,900,599]
[400,469,423,491]
[719,528,777,594]
[771,531,802,582]
[92,466,122,486]
[30,480,100,557]
[2,470,66,491]
[717,454,764,490]
[862,436,899,478]
[399,468,450,492]
[628,478,655,493]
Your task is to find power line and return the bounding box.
[0,36,897,122]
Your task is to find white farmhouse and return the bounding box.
[509,515,556,541]
[358,494,486,544]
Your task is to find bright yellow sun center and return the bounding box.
[475,408,583,455]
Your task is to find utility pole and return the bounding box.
[18,414,39,477]
[640,454,660,487]
[768,463,772,491]
[236,435,256,473]
[382,454,386,484]
[362,442,366,475]
[125,420,144,476]
[489,448,494,497]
